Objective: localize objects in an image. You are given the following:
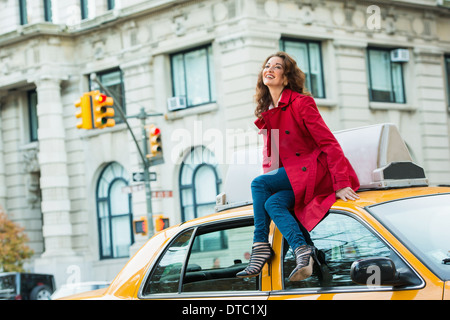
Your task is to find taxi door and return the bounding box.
[268,211,443,300]
[444,282,450,300]
[139,217,271,300]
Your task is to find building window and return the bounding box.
[43,0,52,22]
[280,38,326,99]
[179,146,221,222]
[19,0,28,25]
[80,0,88,19]
[170,45,216,108]
[445,55,450,109]
[107,0,115,10]
[28,90,39,142]
[96,162,134,259]
[90,68,126,124]
[367,47,406,103]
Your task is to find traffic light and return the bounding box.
[92,91,115,129]
[155,215,169,232]
[148,125,162,158]
[133,217,148,236]
[75,93,93,130]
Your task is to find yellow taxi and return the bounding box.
[63,124,450,300]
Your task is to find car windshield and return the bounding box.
[367,193,450,281]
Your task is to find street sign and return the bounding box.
[132,171,157,182]
[151,190,173,198]
[122,183,145,194]
[132,172,144,182]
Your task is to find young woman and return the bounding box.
[236,52,360,281]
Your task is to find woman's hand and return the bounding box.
[336,187,359,202]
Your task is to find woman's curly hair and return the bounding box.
[254,51,311,119]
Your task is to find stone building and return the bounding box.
[0,0,449,286]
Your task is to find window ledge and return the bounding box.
[164,103,219,121]
[369,102,417,111]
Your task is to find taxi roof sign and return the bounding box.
[335,123,427,189]
[215,123,428,212]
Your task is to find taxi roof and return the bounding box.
[183,186,450,232]
[216,123,429,212]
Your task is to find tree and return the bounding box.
[0,211,34,272]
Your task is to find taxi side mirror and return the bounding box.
[350,257,414,287]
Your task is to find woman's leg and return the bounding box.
[238,167,308,278]
[237,168,292,278]
[264,190,307,250]
[251,168,315,282]
[251,167,294,244]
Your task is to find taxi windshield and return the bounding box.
[367,193,450,281]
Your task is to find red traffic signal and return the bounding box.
[92,91,115,129]
[148,125,162,158]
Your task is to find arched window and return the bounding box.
[179,146,221,222]
[96,162,134,259]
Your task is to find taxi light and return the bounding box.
[335,123,428,190]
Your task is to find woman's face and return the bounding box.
[262,56,286,90]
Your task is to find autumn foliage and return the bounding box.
[0,210,34,272]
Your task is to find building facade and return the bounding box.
[0,0,449,286]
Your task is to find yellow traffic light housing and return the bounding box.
[75,93,93,130]
[133,217,148,236]
[148,125,162,158]
[92,91,115,129]
[155,215,169,232]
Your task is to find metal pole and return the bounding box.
[90,74,161,238]
[139,108,154,238]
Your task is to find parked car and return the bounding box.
[59,124,450,300]
[0,272,55,300]
[51,281,110,300]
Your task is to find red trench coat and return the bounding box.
[254,89,360,232]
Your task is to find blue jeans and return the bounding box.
[251,167,308,251]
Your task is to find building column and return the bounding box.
[34,76,75,259]
[414,49,450,185]
[333,40,371,129]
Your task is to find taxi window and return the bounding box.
[282,213,411,290]
[182,224,258,293]
[141,219,258,297]
[142,229,194,295]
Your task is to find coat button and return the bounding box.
[296,152,300,156]
[281,107,287,111]
[285,130,290,134]
[302,167,307,172]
